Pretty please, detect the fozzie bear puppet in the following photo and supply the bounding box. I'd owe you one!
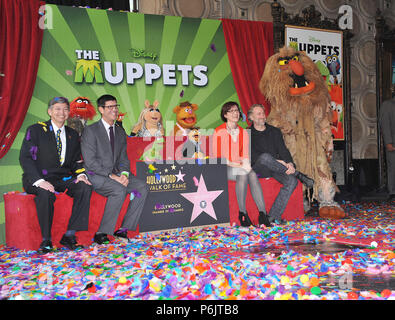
[172,101,198,136]
[259,46,345,218]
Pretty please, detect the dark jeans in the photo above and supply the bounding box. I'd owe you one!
[252,153,298,220]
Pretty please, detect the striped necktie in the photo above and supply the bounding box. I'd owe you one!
[56,129,62,162]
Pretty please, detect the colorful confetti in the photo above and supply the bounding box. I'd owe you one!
[29,146,38,160]
[193,176,199,187]
[0,201,394,300]
[26,129,31,141]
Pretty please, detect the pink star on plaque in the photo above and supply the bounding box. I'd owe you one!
[180,174,223,223]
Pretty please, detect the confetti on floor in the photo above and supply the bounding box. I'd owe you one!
[0,201,394,300]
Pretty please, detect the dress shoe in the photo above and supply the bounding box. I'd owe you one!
[239,211,252,227]
[37,240,53,255]
[294,171,314,189]
[93,233,110,245]
[268,216,287,225]
[258,211,272,227]
[114,228,130,242]
[60,234,83,250]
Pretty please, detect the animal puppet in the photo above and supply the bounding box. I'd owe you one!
[67,96,96,135]
[172,101,198,136]
[259,46,345,219]
[131,100,164,137]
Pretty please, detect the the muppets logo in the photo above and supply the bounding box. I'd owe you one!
[288,38,340,56]
[74,49,208,86]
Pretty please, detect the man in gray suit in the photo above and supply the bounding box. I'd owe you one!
[379,96,395,201]
[81,94,149,244]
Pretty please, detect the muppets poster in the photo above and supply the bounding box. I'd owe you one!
[0,4,241,235]
[285,26,344,141]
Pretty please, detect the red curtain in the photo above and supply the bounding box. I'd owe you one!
[222,19,274,118]
[0,0,44,159]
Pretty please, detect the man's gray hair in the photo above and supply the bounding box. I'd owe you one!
[48,97,70,109]
[247,103,265,122]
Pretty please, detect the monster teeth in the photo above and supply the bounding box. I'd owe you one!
[294,84,298,88]
[305,81,309,86]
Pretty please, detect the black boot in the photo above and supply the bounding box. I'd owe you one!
[239,211,252,227]
[295,171,314,188]
[258,211,272,227]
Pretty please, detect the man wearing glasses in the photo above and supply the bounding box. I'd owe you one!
[81,94,148,244]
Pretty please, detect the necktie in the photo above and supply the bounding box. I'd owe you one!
[56,129,62,163]
[109,126,115,155]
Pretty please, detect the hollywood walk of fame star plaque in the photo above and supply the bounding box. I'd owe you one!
[136,160,229,232]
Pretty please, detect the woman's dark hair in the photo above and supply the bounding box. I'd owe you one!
[220,101,241,122]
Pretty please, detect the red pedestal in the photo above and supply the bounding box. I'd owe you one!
[4,192,137,251]
[228,178,304,226]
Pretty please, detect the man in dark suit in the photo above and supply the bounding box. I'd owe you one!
[81,94,148,244]
[248,104,314,225]
[19,97,92,254]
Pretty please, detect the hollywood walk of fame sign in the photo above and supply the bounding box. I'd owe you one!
[136,160,230,232]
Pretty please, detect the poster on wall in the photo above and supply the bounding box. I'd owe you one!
[285,25,344,141]
[136,161,229,232]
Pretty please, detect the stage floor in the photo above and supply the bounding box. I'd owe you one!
[0,200,394,300]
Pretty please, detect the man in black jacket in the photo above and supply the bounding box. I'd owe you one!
[19,97,92,254]
[248,104,313,224]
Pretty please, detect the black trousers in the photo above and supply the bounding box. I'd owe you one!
[23,177,92,240]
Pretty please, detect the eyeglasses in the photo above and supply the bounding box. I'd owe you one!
[104,104,120,110]
[227,109,240,114]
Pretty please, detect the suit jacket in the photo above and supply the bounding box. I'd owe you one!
[81,120,130,183]
[19,120,84,187]
[379,97,395,147]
